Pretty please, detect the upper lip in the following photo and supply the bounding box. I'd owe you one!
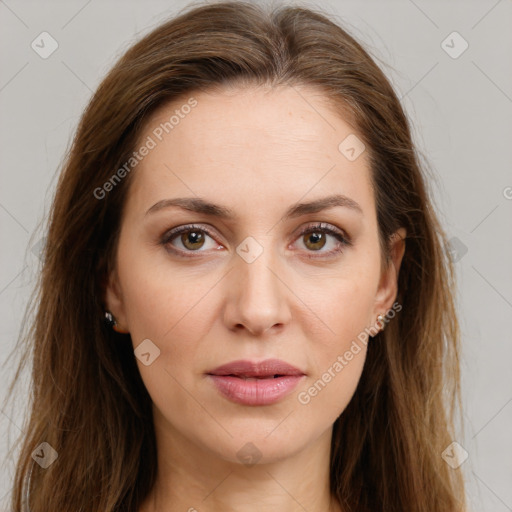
[207,359,305,378]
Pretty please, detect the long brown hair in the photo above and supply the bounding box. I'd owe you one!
[4,1,466,510]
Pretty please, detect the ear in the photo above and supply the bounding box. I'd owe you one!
[372,227,406,318]
[104,268,130,334]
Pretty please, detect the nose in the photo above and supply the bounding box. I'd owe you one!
[222,244,292,337]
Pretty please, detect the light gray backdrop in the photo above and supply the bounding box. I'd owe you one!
[1,0,511,510]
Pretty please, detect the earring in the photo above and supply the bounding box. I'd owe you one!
[104,310,129,334]
[104,310,117,328]
[377,314,386,332]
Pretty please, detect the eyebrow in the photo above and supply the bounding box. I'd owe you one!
[145,194,363,219]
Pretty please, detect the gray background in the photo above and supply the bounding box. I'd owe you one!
[1,0,511,510]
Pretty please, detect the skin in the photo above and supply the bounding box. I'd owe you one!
[105,84,406,512]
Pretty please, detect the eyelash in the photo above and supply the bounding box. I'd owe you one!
[160,222,352,259]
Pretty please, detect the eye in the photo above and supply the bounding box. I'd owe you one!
[160,224,222,257]
[293,222,352,258]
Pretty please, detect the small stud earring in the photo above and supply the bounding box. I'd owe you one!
[104,310,129,334]
[104,310,117,328]
[377,314,387,332]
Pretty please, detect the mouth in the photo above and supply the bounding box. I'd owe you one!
[206,359,306,406]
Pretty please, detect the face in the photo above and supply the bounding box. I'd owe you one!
[105,84,405,465]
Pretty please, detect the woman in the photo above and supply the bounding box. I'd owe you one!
[5,1,466,510]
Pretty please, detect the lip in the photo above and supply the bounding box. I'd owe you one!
[206,359,306,406]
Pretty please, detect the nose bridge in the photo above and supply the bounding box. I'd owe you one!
[226,236,291,334]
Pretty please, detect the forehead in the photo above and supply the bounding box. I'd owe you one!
[127,85,374,220]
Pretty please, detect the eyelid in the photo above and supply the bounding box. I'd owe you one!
[295,222,352,244]
[160,223,221,253]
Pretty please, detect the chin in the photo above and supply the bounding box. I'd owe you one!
[201,421,318,467]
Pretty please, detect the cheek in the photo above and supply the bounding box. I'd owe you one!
[304,268,378,347]
[294,283,372,424]
[117,239,220,343]
[295,272,376,414]
[296,343,367,427]
[116,245,226,414]
[117,256,213,423]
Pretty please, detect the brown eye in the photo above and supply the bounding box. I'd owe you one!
[295,222,352,259]
[303,231,327,251]
[161,224,222,256]
[180,230,206,250]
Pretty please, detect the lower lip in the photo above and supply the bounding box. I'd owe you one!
[208,374,304,406]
